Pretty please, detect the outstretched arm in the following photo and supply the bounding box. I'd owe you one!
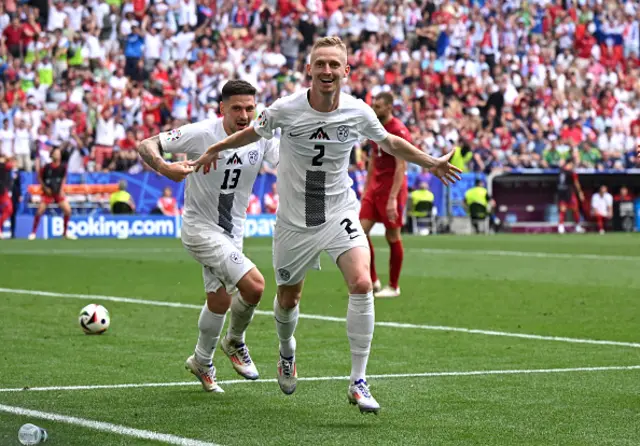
[189,127,262,173]
[377,134,462,185]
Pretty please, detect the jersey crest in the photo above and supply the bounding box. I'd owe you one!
[248,150,259,165]
[337,125,349,142]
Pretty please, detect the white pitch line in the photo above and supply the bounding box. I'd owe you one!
[2,287,640,349]
[417,248,639,262]
[1,365,639,393]
[0,404,221,446]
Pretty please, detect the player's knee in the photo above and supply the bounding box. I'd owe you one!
[385,230,401,243]
[348,274,372,295]
[238,272,265,305]
[277,288,301,309]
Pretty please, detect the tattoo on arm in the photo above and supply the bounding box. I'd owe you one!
[136,135,165,172]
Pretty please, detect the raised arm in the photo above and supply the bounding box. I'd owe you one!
[189,126,262,173]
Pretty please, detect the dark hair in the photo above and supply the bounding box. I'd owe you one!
[221,80,257,101]
[375,92,394,105]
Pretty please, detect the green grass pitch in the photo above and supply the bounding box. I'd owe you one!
[0,234,639,445]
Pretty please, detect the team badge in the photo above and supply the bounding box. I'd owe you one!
[229,251,244,264]
[278,268,291,282]
[248,150,259,165]
[165,128,182,142]
[257,111,267,127]
[337,125,349,142]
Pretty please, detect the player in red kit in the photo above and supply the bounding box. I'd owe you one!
[556,158,585,234]
[0,155,13,239]
[29,147,76,240]
[359,93,410,298]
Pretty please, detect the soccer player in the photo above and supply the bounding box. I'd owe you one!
[0,155,13,239]
[190,37,461,413]
[359,92,411,299]
[136,80,279,393]
[29,147,76,240]
[557,158,585,234]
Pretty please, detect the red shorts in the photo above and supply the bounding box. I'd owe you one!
[43,194,65,205]
[559,194,578,209]
[360,187,408,229]
[0,193,12,216]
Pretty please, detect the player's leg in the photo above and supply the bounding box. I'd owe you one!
[185,273,228,393]
[0,194,12,239]
[570,196,584,233]
[376,189,406,298]
[29,201,48,240]
[220,266,265,380]
[335,245,379,414]
[59,199,76,239]
[359,193,380,291]
[558,201,567,234]
[271,224,319,395]
[375,226,403,298]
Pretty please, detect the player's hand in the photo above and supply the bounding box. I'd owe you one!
[160,161,194,182]
[188,148,222,174]
[386,197,398,223]
[578,192,585,201]
[431,151,463,186]
[43,187,52,196]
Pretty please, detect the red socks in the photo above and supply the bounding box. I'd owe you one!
[63,214,70,236]
[32,214,42,234]
[389,240,404,289]
[367,236,378,284]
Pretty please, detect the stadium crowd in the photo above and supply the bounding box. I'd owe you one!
[1,0,640,179]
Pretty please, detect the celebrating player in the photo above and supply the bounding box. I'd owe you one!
[360,92,411,299]
[136,80,279,392]
[189,37,461,413]
[29,147,76,240]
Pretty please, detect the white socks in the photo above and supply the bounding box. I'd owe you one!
[347,292,374,383]
[194,303,226,366]
[273,295,298,358]
[227,291,257,344]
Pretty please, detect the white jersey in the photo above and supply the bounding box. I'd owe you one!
[160,118,279,240]
[254,89,388,229]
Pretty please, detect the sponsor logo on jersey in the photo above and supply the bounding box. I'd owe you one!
[337,125,349,142]
[248,150,259,165]
[166,128,182,142]
[278,268,291,282]
[309,127,330,140]
[229,251,244,264]
[226,153,243,165]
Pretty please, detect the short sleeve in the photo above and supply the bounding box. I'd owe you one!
[262,137,280,167]
[253,100,285,140]
[159,120,212,155]
[359,102,389,143]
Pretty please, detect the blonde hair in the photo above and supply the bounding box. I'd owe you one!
[310,36,348,59]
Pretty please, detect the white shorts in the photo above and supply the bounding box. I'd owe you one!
[273,208,368,286]
[181,223,255,293]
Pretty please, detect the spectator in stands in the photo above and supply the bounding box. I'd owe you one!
[264,182,278,214]
[591,184,613,235]
[155,186,179,216]
[0,119,13,158]
[110,179,135,214]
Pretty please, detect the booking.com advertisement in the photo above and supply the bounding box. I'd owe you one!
[3,214,277,239]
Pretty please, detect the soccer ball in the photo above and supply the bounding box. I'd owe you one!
[78,304,110,335]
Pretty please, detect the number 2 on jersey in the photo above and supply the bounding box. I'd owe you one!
[221,169,241,190]
[312,144,325,166]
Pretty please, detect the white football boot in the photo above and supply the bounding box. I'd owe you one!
[184,355,224,393]
[375,286,400,299]
[372,279,382,293]
[558,224,565,234]
[64,233,78,240]
[348,379,380,414]
[28,233,36,240]
[220,337,259,380]
[575,224,585,234]
[277,354,297,395]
